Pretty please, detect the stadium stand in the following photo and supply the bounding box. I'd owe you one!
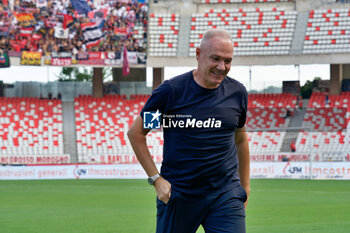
[303,8,350,54]
[302,92,349,131]
[246,93,296,129]
[74,95,163,164]
[295,92,350,161]
[0,0,148,53]
[189,8,297,56]
[296,131,349,161]
[0,97,66,164]
[248,131,286,154]
[246,93,296,154]
[200,0,295,3]
[0,92,348,164]
[148,13,180,56]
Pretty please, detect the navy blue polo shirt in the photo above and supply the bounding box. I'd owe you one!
[141,70,248,195]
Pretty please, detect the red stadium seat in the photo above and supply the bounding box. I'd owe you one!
[0,97,65,164]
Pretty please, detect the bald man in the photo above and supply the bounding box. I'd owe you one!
[128,29,250,233]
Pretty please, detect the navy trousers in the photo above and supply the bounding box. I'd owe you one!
[156,185,247,233]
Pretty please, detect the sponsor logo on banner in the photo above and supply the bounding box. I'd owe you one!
[20,51,42,66]
[73,165,87,179]
[283,162,303,174]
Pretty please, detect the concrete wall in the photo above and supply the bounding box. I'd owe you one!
[4,81,92,101]
[4,81,152,100]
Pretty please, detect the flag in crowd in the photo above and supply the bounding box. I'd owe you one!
[54,27,69,39]
[20,27,34,37]
[14,12,36,27]
[1,0,148,58]
[70,0,92,15]
[122,46,130,76]
[36,0,48,8]
[81,22,105,48]
[63,14,74,29]
[88,8,108,28]
[32,33,42,41]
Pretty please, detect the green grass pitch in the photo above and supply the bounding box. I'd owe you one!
[1,179,349,233]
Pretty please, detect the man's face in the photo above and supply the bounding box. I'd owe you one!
[196,36,233,89]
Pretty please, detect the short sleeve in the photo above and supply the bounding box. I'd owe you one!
[237,87,248,128]
[140,80,172,119]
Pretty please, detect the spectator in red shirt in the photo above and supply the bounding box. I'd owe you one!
[290,140,296,152]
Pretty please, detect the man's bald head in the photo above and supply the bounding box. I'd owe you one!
[194,29,234,89]
[199,29,233,50]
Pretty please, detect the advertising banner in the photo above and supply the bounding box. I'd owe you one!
[1,163,349,180]
[0,164,161,180]
[78,52,106,65]
[51,58,72,66]
[0,155,70,165]
[103,52,145,66]
[250,153,310,162]
[250,162,350,179]
[76,52,146,66]
[20,51,42,66]
[8,51,22,57]
[51,52,72,66]
[104,52,122,65]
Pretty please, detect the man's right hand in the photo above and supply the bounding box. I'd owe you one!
[154,176,172,204]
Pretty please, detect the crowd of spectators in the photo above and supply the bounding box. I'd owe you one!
[0,0,148,55]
